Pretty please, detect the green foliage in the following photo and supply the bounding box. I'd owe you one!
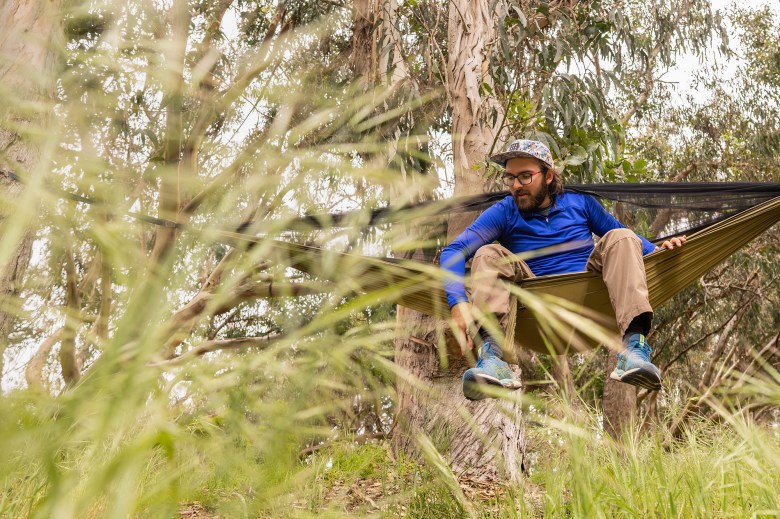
[486,0,727,179]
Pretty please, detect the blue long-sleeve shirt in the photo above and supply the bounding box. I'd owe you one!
[440,192,656,308]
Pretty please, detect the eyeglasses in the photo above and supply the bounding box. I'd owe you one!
[501,171,543,187]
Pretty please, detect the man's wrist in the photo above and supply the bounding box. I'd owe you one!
[449,298,469,309]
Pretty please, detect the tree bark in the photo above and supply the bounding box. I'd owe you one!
[377,0,409,86]
[351,0,376,83]
[446,0,504,241]
[0,0,62,380]
[602,353,637,438]
[392,0,526,482]
[392,306,525,481]
[147,0,190,270]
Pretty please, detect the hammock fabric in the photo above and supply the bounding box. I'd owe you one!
[233,194,780,356]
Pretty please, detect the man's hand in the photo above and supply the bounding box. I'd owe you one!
[451,302,476,355]
[659,235,687,250]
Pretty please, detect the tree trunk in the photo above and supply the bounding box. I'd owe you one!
[446,0,504,240]
[603,354,637,438]
[392,0,526,482]
[377,0,409,86]
[0,0,62,381]
[350,0,376,83]
[392,306,526,481]
[350,0,409,87]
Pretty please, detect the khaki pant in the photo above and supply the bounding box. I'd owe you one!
[470,228,652,337]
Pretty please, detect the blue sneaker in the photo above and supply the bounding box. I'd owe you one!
[610,333,662,391]
[462,339,521,400]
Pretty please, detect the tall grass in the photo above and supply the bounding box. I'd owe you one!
[3,364,779,517]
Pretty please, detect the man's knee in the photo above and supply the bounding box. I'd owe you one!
[473,244,506,264]
[601,228,640,247]
[471,244,513,277]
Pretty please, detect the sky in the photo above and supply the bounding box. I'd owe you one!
[665,0,779,102]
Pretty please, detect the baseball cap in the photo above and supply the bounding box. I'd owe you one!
[489,139,554,169]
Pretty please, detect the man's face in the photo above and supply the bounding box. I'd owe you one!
[505,157,553,212]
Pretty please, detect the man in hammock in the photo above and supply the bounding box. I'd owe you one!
[441,139,686,400]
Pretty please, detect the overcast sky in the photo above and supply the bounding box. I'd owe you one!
[666,0,779,101]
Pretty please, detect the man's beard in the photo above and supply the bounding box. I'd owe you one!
[514,181,549,212]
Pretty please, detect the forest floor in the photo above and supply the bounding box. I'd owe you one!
[171,416,780,518]
[177,460,537,518]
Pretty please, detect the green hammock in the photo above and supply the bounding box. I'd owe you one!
[223,195,780,355]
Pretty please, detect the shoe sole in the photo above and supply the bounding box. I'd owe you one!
[610,367,662,391]
[463,373,522,401]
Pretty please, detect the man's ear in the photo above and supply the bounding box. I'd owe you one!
[545,169,554,185]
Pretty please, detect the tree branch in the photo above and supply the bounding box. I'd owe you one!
[159,247,238,359]
[660,297,751,372]
[668,303,748,439]
[148,0,192,267]
[60,243,81,386]
[208,306,242,340]
[620,2,691,126]
[78,254,112,368]
[262,1,288,45]
[153,333,283,367]
[161,279,329,359]
[25,326,65,390]
[718,331,780,394]
[213,280,329,314]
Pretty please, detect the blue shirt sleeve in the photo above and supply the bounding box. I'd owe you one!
[440,201,508,308]
[583,195,656,255]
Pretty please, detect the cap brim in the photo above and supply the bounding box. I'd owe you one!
[489,151,553,169]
